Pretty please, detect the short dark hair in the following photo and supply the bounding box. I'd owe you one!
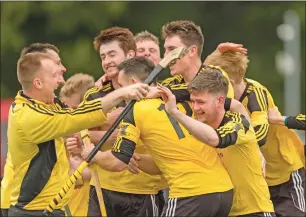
[161,20,204,57]
[188,66,229,96]
[118,56,155,82]
[93,27,136,54]
[20,43,59,57]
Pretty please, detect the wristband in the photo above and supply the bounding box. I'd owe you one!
[284,116,289,126]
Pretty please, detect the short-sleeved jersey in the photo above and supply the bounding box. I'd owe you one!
[286,114,305,131]
[84,83,167,194]
[0,151,14,209]
[215,112,274,216]
[240,79,304,186]
[112,98,233,198]
[8,91,107,210]
[161,64,235,100]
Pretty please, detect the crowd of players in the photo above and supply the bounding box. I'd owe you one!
[0,20,305,217]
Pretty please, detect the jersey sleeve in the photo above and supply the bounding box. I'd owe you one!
[247,87,269,146]
[111,107,140,164]
[19,99,107,144]
[286,114,305,130]
[215,113,252,148]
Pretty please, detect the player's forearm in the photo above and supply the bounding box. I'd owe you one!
[92,150,127,172]
[169,110,219,146]
[100,89,126,114]
[137,154,162,175]
[89,130,117,147]
[268,115,285,125]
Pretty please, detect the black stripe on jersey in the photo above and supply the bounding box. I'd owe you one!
[122,107,136,126]
[254,124,268,146]
[215,128,238,149]
[224,98,232,111]
[26,104,54,116]
[287,114,306,130]
[11,102,16,113]
[112,138,136,164]
[83,87,100,101]
[246,87,268,112]
[16,140,57,208]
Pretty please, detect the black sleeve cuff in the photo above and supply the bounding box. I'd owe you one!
[224,97,232,111]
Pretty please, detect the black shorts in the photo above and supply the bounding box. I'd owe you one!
[236,212,275,217]
[8,205,65,217]
[161,189,233,217]
[269,167,305,217]
[88,186,160,217]
[1,208,8,217]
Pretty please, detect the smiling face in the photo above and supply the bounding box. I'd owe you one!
[46,49,66,86]
[190,90,224,125]
[100,41,131,79]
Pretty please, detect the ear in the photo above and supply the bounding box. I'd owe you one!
[230,79,235,88]
[131,77,139,84]
[188,45,198,58]
[127,50,136,59]
[33,78,43,89]
[217,96,226,108]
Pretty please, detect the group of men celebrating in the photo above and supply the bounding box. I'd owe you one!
[1,19,305,217]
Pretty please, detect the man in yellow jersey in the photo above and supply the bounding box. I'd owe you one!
[204,50,305,216]
[80,57,234,217]
[0,42,67,217]
[68,27,166,217]
[59,73,96,216]
[157,69,275,217]
[7,51,149,216]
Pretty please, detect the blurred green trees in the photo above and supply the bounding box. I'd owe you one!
[1,1,305,113]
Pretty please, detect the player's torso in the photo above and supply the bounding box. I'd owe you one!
[243,78,304,186]
[85,85,165,194]
[216,114,273,215]
[135,99,233,198]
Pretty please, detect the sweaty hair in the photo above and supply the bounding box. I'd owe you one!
[118,56,155,82]
[188,65,229,97]
[17,52,51,90]
[20,43,59,57]
[161,20,204,57]
[59,73,95,101]
[134,30,159,45]
[93,27,136,54]
[204,50,249,83]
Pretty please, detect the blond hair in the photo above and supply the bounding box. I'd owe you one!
[204,50,249,83]
[161,20,204,57]
[188,66,229,97]
[134,30,159,45]
[59,73,95,100]
[17,52,51,90]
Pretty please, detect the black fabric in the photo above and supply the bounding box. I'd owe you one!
[161,189,233,217]
[1,209,8,217]
[112,138,136,165]
[236,212,276,217]
[287,116,306,131]
[8,206,65,217]
[224,97,232,111]
[88,186,160,217]
[269,167,305,217]
[16,140,57,208]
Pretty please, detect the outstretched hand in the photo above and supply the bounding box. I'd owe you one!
[217,42,248,55]
[156,85,178,115]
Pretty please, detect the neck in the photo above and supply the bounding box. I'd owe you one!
[182,58,202,83]
[22,89,52,104]
[234,80,247,100]
[111,76,120,90]
[209,109,226,129]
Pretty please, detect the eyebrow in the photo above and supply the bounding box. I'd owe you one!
[100,50,116,57]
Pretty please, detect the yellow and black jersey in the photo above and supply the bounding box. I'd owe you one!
[8,91,107,210]
[112,98,233,198]
[83,80,125,108]
[241,79,304,186]
[286,114,305,131]
[0,151,14,209]
[160,64,235,101]
[215,111,274,216]
[83,84,167,194]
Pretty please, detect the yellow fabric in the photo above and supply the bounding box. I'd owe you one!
[8,91,107,210]
[244,79,304,186]
[67,181,90,216]
[84,87,167,194]
[0,152,14,209]
[113,98,233,198]
[217,112,274,216]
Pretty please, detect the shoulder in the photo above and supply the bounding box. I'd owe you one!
[161,75,184,85]
[223,111,250,132]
